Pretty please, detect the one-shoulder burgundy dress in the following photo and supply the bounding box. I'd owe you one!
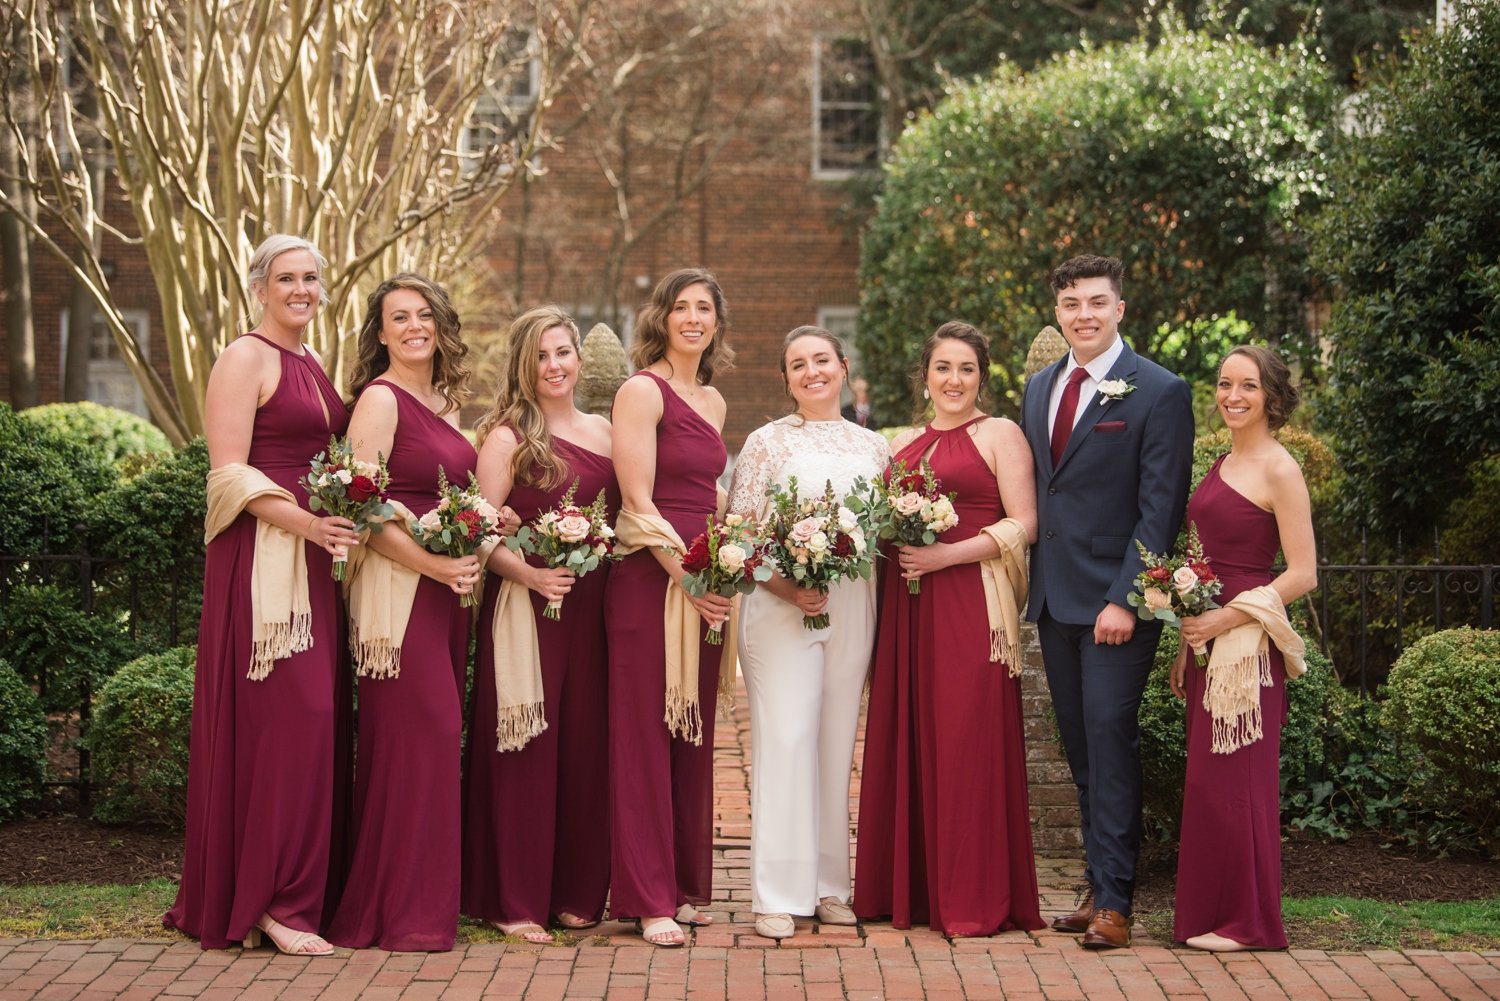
[854,418,1044,938]
[165,333,353,949]
[1174,455,1288,949]
[326,380,476,952]
[605,371,726,919]
[462,436,620,927]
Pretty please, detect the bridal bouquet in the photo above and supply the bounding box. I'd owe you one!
[761,477,874,630]
[503,478,619,619]
[300,436,396,580]
[679,515,773,644]
[869,458,958,593]
[1127,522,1222,664]
[410,467,503,607]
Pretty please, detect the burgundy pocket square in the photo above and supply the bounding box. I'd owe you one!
[1094,421,1127,433]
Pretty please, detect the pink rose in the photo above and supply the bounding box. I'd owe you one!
[1144,588,1172,611]
[1172,566,1200,594]
[556,514,592,544]
[789,517,824,544]
[893,492,924,517]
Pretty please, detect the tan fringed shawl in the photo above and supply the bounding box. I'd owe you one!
[204,464,312,680]
[1204,584,1308,754]
[344,502,501,682]
[484,574,546,752]
[977,519,1030,677]
[614,509,739,746]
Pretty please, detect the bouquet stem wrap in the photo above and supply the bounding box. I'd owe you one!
[205,464,313,680]
[614,509,739,745]
[1203,585,1308,754]
[977,518,1030,678]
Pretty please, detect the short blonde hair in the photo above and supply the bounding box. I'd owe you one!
[246,235,328,308]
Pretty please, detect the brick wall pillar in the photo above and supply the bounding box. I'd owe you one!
[1020,621,1085,857]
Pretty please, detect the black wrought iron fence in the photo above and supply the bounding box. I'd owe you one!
[0,522,203,816]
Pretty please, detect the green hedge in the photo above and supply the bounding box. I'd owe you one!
[0,403,116,553]
[19,402,170,467]
[1382,629,1500,853]
[0,658,48,821]
[80,647,195,825]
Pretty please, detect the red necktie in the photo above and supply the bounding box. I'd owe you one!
[1050,366,1091,468]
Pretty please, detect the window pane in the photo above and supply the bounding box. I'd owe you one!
[820,106,880,169]
[820,39,875,106]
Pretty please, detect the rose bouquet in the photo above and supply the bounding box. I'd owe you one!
[300,436,396,580]
[1126,522,1222,664]
[410,466,503,607]
[679,514,773,644]
[869,458,958,593]
[503,478,620,619]
[761,477,874,629]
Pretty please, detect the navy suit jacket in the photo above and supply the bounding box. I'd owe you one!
[1021,341,1194,625]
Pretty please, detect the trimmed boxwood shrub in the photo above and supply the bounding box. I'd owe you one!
[19,402,170,467]
[1381,628,1500,853]
[0,402,116,554]
[0,658,48,820]
[80,646,196,825]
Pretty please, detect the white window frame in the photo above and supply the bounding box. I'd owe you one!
[811,34,882,181]
[59,307,151,417]
[460,30,541,173]
[817,305,860,406]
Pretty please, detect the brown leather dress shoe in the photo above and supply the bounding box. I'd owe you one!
[1050,890,1094,933]
[1081,908,1131,949]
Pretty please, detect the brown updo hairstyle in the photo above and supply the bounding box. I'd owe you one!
[912,321,991,424]
[779,324,850,405]
[630,267,734,385]
[1223,344,1300,432]
[347,273,471,415]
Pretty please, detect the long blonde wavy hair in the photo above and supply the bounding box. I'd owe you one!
[346,273,471,415]
[474,305,581,490]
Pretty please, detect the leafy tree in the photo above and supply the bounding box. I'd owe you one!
[855,26,1334,424]
[1311,1,1500,533]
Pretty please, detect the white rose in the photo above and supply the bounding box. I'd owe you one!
[837,507,859,533]
[594,543,608,556]
[317,472,331,487]
[418,510,442,531]
[598,523,615,539]
[789,517,823,544]
[556,514,591,543]
[537,511,559,529]
[354,459,381,479]
[929,498,955,524]
[806,531,829,554]
[717,543,747,572]
[725,514,744,527]
[438,496,451,511]
[334,468,353,484]
[1172,566,1200,594]
[893,492,924,517]
[477,500,500,520]
[851,527,867,555]
[1144,587,1172,610]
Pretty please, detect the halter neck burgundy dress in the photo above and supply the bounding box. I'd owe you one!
[854,418,1044,938]
[462,435,620,928]
[1174,455,1288,949]
[326,380,477,952]
[605,371,726,919]
[165,333,353,949]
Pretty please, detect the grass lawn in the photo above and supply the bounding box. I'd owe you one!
[1138,896,1500,951]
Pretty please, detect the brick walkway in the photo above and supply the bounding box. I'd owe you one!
[3,683,1497,1001]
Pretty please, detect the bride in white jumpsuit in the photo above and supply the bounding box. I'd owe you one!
[727,326,889,940]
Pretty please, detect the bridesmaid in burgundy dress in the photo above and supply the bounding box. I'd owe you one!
[1171,346,1316,952]
[608,269,734,947]
[854,322,1045,938]
[166,236,360,955]
[326,274,483,952]
[463,305,618,942]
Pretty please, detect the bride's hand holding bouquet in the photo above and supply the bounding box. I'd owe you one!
[761,477,874,629]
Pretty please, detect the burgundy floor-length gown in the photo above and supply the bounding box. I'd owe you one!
[462,437,620,927]
[326,380,476,952]
[854,418,1044,938]
[1174,456,1288,949]
[165,333,353,950]
[605,371,726,919]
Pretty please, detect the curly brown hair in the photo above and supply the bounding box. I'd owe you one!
[629,268,734,385]
[1051,254,1124,299]
[347,273,472,415]
[1224,344,1300,432]
[912,321,992,424]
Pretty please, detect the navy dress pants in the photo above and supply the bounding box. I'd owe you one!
[1038,607,1163,916]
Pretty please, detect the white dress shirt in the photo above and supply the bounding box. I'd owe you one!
[1047,334,1126,444]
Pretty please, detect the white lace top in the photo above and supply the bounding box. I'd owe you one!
[728,416,892,523]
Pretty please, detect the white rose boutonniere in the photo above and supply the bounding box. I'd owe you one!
[1097,378,1137,404]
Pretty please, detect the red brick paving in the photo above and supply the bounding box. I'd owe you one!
[1,682,1493,999]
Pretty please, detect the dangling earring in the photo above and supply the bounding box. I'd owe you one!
[923,389,930,400]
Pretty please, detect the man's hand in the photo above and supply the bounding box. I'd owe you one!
[1094,602,1136,646]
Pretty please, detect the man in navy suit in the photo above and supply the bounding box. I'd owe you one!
[1021,255,1194,948]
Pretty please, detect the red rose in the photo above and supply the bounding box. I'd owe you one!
[682,534,711,573]
[454,508,483,537]
[1146,566,1171,582]
[833,532,854,558]
[1192,562,1215,582]
[347,475,377,502]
